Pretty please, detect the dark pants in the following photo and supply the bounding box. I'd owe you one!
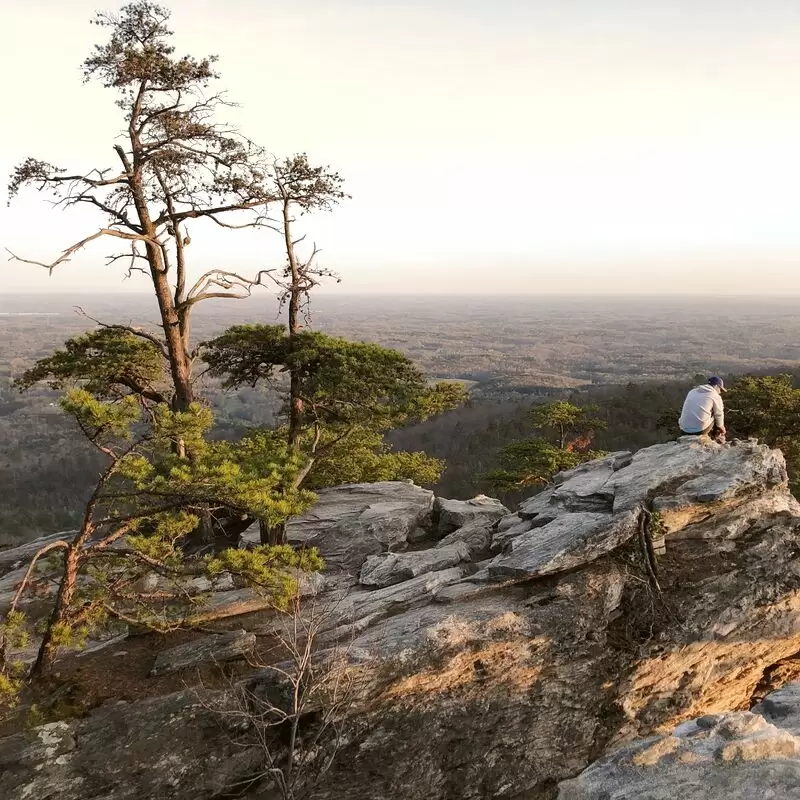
[682,423,722,439]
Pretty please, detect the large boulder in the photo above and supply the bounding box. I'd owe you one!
[434,495,509,535]
[0,689,256,800]
[285,481,434,573]
[488,509,638,579]
[436,519,494,559]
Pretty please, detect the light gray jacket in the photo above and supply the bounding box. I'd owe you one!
[679,384,724,433]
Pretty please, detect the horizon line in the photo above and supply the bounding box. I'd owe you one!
[4,291,800,299]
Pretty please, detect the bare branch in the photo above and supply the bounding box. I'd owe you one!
[73,306,170,360]
[6,228,158,275]
[182,268,275,309]
[168,199,271,225]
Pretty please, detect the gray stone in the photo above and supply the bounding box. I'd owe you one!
[432,580,494,604]
[558,704,800,800]
[753,683,800,736]
[238,521,260,548]
[488,510,638,580]
[407,526,433,543]
[189,588,271,621]
[517,486,558,519]
[609,438,787,514]
[359,543,470,588]
[434,495,509,535]
[491,517,537,553]
[297,570,328,596]
[150,629,255,676]
[0,565,29,612]
[552,451,632,485]
[436,519,494,559]
[285,481,434,572]
[0,531,76,578]
[551,462,616,511]
[0,688,253,800]
[497,513,523,533]
[668,491,800,540]
[347,565,470,623]
[187,571,235,593]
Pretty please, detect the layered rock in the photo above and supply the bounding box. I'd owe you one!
[284,481,435,572]
[149,629,255,676]
[4,438,800,800]
[433,495,509,535]
[359,543,471,588]
[558,683,800,799]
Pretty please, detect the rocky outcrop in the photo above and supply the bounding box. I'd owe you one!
[488,509,638,579]
[285,481,435,572]
[5,438,800,800]
[0,689,255,800]
[558,683,800,799]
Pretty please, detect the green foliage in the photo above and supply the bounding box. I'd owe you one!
[649,511,667,540]
[484,440,593,490]
[0,613,33,709]
[5,386,324,680]
[527,400,607,448]
[202,325,288,389]
[204,327,466,430]
[726,375,800,440]
[49,621,88,650]
[61,388,142,443]
[0,608,29,706]
[304,427,445,488]
[54,390,314,527]
[207,545,324,607]
[485,401,606,491]
[15,329,166,401]
[120,422,313,528]
[726,374,800,492]
[203,327,466,488]
[2,611,30,650]
[6,0,347,685]
[0,665,25,709]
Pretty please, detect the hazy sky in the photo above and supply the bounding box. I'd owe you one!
[3,0,800,294]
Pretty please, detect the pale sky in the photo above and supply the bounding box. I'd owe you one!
[3,0,800,294]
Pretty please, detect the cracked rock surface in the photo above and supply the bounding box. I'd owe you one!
[4,438,800,800]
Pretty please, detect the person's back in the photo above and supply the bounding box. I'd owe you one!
[679,377,726,437]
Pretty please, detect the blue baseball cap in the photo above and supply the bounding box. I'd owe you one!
[708,376,726,392]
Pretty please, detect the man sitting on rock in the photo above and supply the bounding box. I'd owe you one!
[678,376,726,441]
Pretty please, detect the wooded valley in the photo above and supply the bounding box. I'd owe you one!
[3,292,799,546]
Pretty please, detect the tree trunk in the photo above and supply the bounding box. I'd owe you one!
[124,110,194,415]
[152,269,193,413]
[184,511,253,555]
[284,200,303,448]
[260,519,287,546]
[31,548,80,678]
